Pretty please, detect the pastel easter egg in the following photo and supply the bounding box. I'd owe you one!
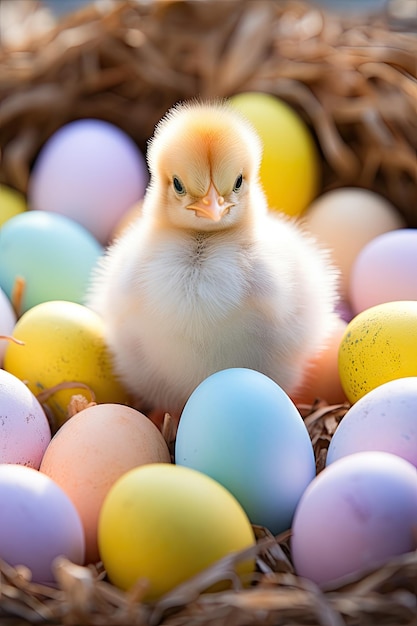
[350,229,417,314]
[175,368,316,535]
[98,464,255,599]
[292,451,417,587]
[28,119,148,244]
[4,300,129,428]
[0,464,84,583]
[0,368,51,468]
[338,301,417,403]
[230,92,320,217]
[40,403,171,564]
[0,211,102,314]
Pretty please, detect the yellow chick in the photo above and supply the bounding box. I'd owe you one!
[87,100,339,420]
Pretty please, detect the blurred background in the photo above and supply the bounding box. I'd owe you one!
[39,0,415,19]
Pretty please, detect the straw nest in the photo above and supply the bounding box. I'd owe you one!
[1,401,416,626]
[0,0,416,224]
[0,1,416,624]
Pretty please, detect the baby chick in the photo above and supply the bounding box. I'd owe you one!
[87,100,339,420]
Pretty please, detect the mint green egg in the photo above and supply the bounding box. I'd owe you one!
[0,211,102,314]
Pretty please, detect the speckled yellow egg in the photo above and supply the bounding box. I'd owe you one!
[229,92,319,217]
[338,301,417,404]
[4,300,129,428]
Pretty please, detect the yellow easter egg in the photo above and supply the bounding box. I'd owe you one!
[98,464,255,600]
[229,92,319,217]
[0,184,26,226]
[338,301,417,404]
[4,300,129,428]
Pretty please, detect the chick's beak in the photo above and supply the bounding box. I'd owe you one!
[186,182,234,222]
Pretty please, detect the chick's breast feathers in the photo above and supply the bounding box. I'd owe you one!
[87,100,339,415]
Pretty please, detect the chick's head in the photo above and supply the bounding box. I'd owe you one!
[146,100,264,231]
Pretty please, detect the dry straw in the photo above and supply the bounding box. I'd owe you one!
[0,401,416,626]
[0,1,416,624]
[0,0,416,223]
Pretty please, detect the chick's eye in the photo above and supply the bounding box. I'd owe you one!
[233,174,243,192]
[173,176,186,195]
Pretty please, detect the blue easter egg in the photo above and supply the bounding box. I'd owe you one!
[175,368,316,535]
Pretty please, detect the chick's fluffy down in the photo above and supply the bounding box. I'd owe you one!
[87,100,339,416]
